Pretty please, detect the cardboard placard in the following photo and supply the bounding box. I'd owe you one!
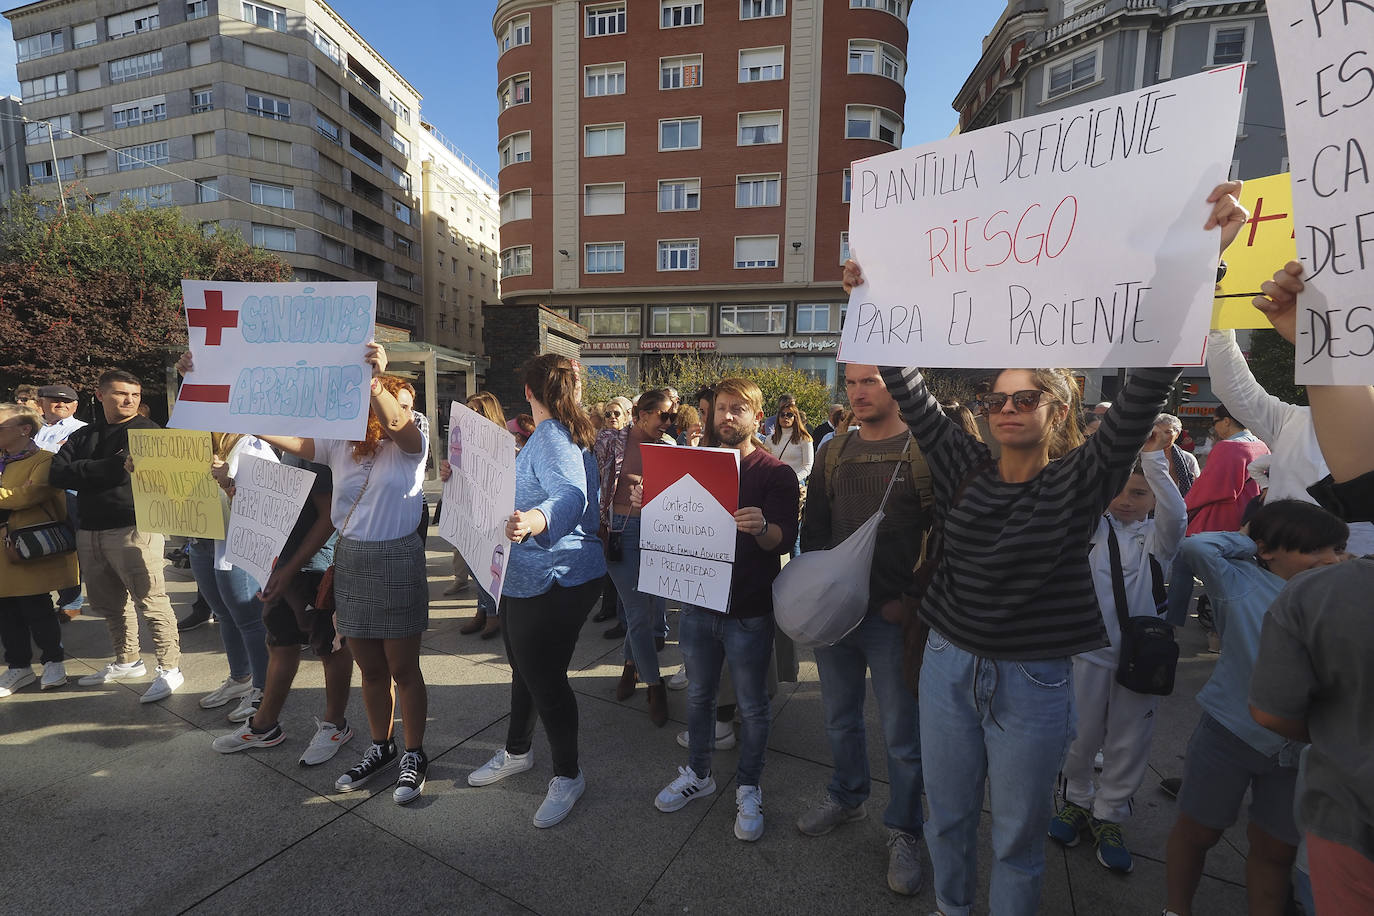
[224,455,316,588]
[127,429,225,539]
[437,403,516,604]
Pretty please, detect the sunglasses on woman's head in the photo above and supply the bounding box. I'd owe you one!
[978,390,1056,415]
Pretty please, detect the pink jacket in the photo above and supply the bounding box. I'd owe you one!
[1185,438,1270,535]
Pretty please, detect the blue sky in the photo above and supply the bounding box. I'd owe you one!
[0,2,1009,181]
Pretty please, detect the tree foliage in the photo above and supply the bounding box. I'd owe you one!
[0,193,292,402]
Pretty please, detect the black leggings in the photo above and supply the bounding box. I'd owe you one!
[501,578,600,776]
[0,593,64,668]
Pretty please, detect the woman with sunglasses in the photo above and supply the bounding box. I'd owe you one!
[842,181,1248,916]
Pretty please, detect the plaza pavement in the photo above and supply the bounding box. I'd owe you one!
[0,532,1250,915]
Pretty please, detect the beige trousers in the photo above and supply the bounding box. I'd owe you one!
[77,527,180,669]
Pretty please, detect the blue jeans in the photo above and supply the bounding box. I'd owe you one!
[679,606,773,786]
[919,630,1075,916]
[188,539,269,689]
[815,611,923,834]
[605,515,661,685]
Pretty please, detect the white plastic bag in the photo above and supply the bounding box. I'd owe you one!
[772,509,883,648]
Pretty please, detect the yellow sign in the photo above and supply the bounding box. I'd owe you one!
[127,429,226,539]
[1213,172,1298,329]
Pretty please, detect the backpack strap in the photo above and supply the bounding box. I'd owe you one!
[822,430,934,513]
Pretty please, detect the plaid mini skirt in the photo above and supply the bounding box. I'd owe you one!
[334,533,429,639]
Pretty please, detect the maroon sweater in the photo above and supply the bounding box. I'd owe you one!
[729,448,800,618]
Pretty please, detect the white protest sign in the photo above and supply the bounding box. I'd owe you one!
[437,402,516,604]
[169,281,376,439]
[1265,1,1374,384]
[840,68,1245,369]
[224,455,317,587]
[637,444,740,614]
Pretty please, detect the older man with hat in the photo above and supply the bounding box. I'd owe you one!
[34,385,86,454]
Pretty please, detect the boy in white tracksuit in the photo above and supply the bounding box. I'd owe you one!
[1049,437,1186,873]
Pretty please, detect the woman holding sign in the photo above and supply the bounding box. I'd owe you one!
[467,354,605,830]
[841,181,1247,916]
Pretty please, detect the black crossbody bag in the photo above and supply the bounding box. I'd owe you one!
[1106,524,1178,696]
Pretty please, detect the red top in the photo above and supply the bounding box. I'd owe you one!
[1185,438,1271,535]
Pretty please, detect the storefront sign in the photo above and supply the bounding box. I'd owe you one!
[640,339,717,351]
[779,338,838,352]
[583,340,633,352]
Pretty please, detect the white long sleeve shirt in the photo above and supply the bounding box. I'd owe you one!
[1079,450,1188,669]
[773,436,814,482]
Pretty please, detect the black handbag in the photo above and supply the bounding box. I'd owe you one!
[0,505,77,563]
[1106,524,1179,696]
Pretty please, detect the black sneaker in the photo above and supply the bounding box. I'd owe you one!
[393,749,428,805]
[177,596,213,631]
[334,740,397,793]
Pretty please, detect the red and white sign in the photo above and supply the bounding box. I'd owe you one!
[641,338,716,351]
[637,443,740,613]
[583,339,633,352]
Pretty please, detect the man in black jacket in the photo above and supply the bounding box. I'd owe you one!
[50,369,183,703]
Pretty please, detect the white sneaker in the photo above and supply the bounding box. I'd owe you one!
[212,722,285,753]
[199,676,252,709]
[299,718,354,767]
[0,667,35,697]
[676,720,735,750]
[667,665,688,690]
[734,785,764,842]
[40,661,67,690]
[140,666,184,703]
[468,748,534,787]
[227,687,263,723]
[78,659,147,686]
[533,771,585,828]
[654,765,716,812]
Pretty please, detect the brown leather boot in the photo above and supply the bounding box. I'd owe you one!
[646,684,668,727]
[479,616,502,640]
[615,662,637,700]
[459,611,486,635]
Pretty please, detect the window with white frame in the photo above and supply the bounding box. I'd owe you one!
[651,305,709,335]
[499,131,532,166]
[251,180,294,208]
[21,73,68,102]
[28,158,75,184]
[658,239,699,271]
[660,117,702,151]
[390,134,408,157]
[585,123,626,156]
[501,245,533,276]
[734,235,779,269]
[839,231,850,264]
[584,183,625,216]
[658,178,700,211]
[394,201,412,225]
[309,113,338,143]
[736,173,781,207]
[321,236,347,263]
[661,54,703,89]
[662,1,703,26]
[498,74,532,112]
[498,14,531,52]
[196,178,219,203]
[112,96,167,129]
[192,86,214,113]
[389,96,411,124]
[186,1,208,20]
[252,224,296,251]
[850,0,906,15]
[395,235,413,258]
[741,0,785,18]
[24,114,72,144]
[845,104,902,144]
[73,22,97,47]
[16,30,63,62]
[123,184,173,208]
[795,303,831,333]
[738,110,782,146]
[848,39,905,81]
[581,307,640,336]
[739,46,784,82]
[1045,46,1099,99]
[720,304,785,334]
[586,4,626,36]
[312,25,341,64]
[585,62,626,96]
[247,90,290,120]
[585,242,625,274]
[842,168,851,202]
[242,1,287,31]
[501,189,532,223]
[109,51,163,83]
[107,5,159,39]
[1208,23,1251,67]
[116,140,169,171]
[320,195,343,223]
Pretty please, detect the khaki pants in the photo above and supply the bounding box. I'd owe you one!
[78,527,180,669]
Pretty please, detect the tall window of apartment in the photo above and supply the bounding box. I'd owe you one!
[389,96,411,124]
[28,158,75,184]
[845,105,902,145]
[586,4,626,37]
[316,114,340,143]
[394,201,413,225]
[842,168,851,202]
[186,1,209,21]
[736,173,781,208]
[848,40,905,81]
[117,141,170,171]
[498,14,531,52]
[501,188,533,223]
[247,90,291,120]
[194,132,214,157]
[660,55,703,89]
[739,47,784,82]
[660,117,701,151]
[109,51,164,83]
[196,178,219,203]
[1045,48,1098,99]
[499,131,532,166]
[585,242,625,274]
[498,74,531,112]
[795,303,831,333]
[20,73,68,103]
[322,236,347,263]
[251,180,294,208]
[650,305,709,335]
[740,0,785,18]
[312,25,342,64]
[320,195,344,223]
[24,115,71,144]
[252,224,296,252]
[658,239,699,271]
[501,246,533,276]
[658,178,700,212]
[73,22,97,48]
[1209,25,1250,66]
[113,96,167,128]
[839,231,850,264]
[585,62,626,97]
[107,5,160,39]
[734,235,779,269]
[584,183,626,216]
[249,133,291,164]
[850,0,906,15]
[192,87,214,113]
[738,110,782,146]
[720,304,785,334]
[16,30,63,62]
[585,123,626,157]
[581,307,640,336]
[661,1,703,27]
[242,1,287,32]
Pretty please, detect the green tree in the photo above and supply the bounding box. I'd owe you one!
[1245,328,1306,407]
[0,192,292,401]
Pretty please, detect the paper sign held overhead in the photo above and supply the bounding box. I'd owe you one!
[224,455,316,589]
[1265,0,1374,384]
[169,281,376,440]
[840,68,1246,369]
[127,429,225,539]
[437,403,516,605]
[1213,172,1299,330]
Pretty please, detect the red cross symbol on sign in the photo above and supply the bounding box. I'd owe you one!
[1245,196,1289,248]
[187,289,239,346]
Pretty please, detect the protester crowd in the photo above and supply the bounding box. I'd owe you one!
[2,179,1372,915]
